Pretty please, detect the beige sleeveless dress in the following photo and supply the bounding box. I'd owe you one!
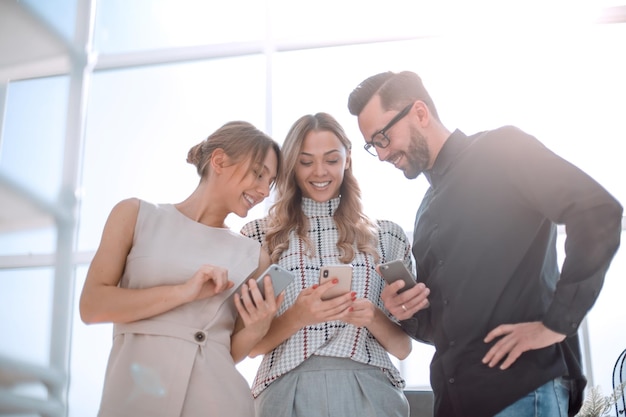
[97,200,260,417]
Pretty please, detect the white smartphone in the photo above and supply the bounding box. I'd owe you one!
[319,265,353,300]
[378,260,417,294]
[255,264,295,299]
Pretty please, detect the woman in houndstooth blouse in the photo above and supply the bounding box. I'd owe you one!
[241,112,414,417]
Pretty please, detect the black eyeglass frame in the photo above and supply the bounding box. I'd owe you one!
[363,102,413,156]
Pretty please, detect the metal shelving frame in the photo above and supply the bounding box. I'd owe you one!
[0,1,95,416]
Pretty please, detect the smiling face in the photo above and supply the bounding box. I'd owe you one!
[294,130,349,202]
[222,148,278,217]
[358,95,431,179]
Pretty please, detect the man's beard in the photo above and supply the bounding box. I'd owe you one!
[403,127,430,179]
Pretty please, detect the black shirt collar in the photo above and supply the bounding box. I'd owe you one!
[424,129,469,188]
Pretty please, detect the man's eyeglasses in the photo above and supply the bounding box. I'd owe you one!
[363,103,413,157]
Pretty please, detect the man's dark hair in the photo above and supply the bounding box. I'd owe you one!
[347,71,394,116]
[347,71,440,122]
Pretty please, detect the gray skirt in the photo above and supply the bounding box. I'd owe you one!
[254,355,409,417]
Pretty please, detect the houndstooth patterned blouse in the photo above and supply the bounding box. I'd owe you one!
[240,197,413,398]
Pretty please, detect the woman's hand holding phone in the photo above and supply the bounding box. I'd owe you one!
[318,265,353,300]
[250,264,295,300]
[235,264,293,332]
[287,278,355,327]
[342,298,376,327]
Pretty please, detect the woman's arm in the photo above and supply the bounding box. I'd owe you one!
[370,310,413,360]
[344,299,412,360]
[80,199,232,324]
[246,302,305,358]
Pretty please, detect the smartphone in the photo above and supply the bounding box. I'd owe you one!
[378,260,417,294]
[255,264,295,299]
[319,265,353,300]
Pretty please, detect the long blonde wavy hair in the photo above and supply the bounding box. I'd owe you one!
[264,112,379,264]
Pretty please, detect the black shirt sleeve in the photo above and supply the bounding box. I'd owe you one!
[497,127,622,335]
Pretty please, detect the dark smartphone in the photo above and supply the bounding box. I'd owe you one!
[378,260,417,293]
[255,264,295,298]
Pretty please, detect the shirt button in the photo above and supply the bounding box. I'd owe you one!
[438,260,443,266]
[448,378,455,384]
[194,331,205,342]
[449,340,456,347]
[443,299,449,305]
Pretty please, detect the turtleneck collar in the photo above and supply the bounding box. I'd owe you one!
[301,197,340,217]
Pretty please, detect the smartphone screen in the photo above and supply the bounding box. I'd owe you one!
[319,265,353,300]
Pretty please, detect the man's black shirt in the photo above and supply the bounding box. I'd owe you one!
[402,127,622,417]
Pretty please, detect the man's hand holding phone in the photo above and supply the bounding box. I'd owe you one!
[377,260,430,320]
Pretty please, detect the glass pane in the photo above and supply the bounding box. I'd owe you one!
[0,76,69,255]
[399,343,436,389]
[0,268,54,365]
[94,0,267,54]
[0,76,68,206]
[270,0,441,42]
[77,55,268,251]
[269,0,616,44]
[585,231,626,392]
[0,229,57,256]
